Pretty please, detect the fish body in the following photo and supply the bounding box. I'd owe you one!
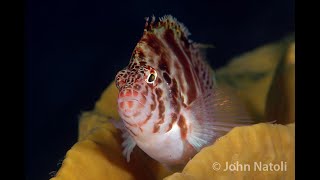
[113,15,252,167]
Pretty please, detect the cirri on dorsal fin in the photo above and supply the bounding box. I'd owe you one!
[144,15,191,41]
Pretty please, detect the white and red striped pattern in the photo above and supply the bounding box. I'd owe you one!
[114,15,252,167]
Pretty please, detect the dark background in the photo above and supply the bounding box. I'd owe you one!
[25,0,294,179]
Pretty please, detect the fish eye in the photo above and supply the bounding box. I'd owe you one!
[146,72,157,84]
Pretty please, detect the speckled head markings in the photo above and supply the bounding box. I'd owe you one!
[113,15,253,167]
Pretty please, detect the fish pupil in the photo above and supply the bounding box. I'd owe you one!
[147,74,156,83]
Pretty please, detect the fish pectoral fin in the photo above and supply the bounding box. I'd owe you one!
[187,87,254,151]
[109,118,137,162]
[121,130,136,162]
[187,130,212,152]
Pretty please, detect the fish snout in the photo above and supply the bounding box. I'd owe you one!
[118,89,144,117]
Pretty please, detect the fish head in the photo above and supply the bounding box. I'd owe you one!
[115,64,162,127]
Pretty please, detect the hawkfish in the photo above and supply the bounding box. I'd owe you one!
[112,15,253,168]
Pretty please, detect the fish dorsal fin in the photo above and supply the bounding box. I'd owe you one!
[186,86,254,151]
[144,15,191,40]
[190,43,216,94]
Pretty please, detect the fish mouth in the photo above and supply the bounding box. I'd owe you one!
[117,97,152,122]
[117,98,144,114]
[117,97,144,106]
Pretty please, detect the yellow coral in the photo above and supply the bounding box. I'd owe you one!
[165,123,294,180]
[50,36,295,180]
